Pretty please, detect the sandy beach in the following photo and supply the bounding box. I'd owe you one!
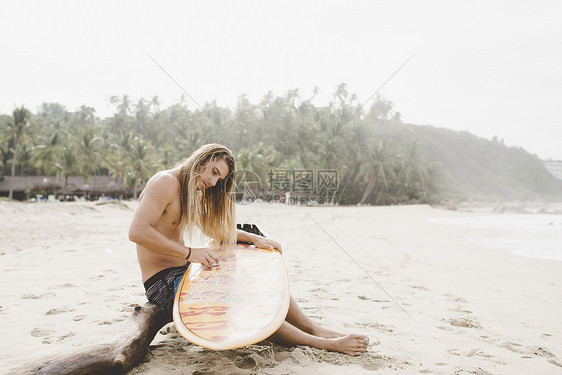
[1,201,561,374]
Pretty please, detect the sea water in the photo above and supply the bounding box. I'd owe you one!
[428,214,562,262]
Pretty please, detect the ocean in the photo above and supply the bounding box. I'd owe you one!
[428,213,562,262]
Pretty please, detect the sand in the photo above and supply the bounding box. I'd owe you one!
[1,201,561,374]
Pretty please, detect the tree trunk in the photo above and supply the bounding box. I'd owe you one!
[359,169,377,205]
[336,164,357,203]
[133,179,138,199]
[8,142,19,200]
[7,302,169,375]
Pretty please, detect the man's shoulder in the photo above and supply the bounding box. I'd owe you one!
[150,170,179,184]
[143,170,180,197]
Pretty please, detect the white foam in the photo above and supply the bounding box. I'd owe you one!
[428,214,562,262]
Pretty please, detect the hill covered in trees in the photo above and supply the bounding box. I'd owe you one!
[1,84,560,203]
[373,122,562,201]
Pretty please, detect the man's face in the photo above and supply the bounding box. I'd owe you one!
[197,158,230,190]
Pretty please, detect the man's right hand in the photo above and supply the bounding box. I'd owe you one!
[188,247,221,268]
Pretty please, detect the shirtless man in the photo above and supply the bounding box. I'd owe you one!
[128,143,369,356]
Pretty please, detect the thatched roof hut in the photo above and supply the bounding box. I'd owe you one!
[0,176,139,201]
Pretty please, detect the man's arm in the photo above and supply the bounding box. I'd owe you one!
[128,173,220,266]
[128,173,189,258]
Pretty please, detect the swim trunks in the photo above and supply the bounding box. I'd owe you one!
[144,264,189,320]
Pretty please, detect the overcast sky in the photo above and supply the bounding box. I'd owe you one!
[1,0,561,159]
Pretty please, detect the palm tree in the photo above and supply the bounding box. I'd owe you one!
[77,127,102,182]
[150,96,160,113]
[102,144,126,187]
[8,106,32,199]
[126,136,158,198]
[0,114,12,178]
[395,142,429,200]
[32,131,61,176]
[55,144,78,186]
[117,95,131,116]
[337,122,373,203]
[77,105,96,125]
[358,140,396,205]
[17,142,34,175]
[235,145,274,199]
[367,95,394,121]
[134,98,151,139]
[107,95,133,139]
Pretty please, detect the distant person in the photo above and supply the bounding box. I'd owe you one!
[128,143,369,356]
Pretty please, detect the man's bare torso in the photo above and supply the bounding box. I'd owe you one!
[136,170,186,282]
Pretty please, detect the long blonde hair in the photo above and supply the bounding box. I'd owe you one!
[176,144,236,246]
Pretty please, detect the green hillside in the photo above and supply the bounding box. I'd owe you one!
[372,121,562,201]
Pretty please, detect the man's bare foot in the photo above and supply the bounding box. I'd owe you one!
[311,325,346,339]
[322,333,369,356]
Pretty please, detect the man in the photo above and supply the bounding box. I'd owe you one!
[129,143,369,356]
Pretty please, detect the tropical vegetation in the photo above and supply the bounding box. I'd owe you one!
[1,85,560,203]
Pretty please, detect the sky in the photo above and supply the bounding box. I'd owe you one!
[1,0,561,160]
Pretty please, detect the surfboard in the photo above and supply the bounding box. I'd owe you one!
[172,244,290,350]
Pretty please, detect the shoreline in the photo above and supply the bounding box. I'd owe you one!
[1,202,561,374]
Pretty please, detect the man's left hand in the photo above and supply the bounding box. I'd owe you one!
[252,236,283,254]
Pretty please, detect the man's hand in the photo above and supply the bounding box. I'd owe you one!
[251,236,283,254]
[189,247,221,267]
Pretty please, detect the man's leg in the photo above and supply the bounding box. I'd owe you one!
[283,296,343,338]
[267,296,369,356]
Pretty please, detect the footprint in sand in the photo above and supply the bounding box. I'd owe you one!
[308,287,328,293]
[447,317,481,329]
[192,370,213,375]
[234,355,257,370]
[357,321,394,333]
[21,293,56,299]
[41,331,75,344]
[409,285,429,291]
[500,342,525,353]
[88,275,106,281]
[358,295,389,303]
[45,307,74,315]
[31,327,55,337]
[448,348,493,358]
[443,293,468,303]
[529,346,562,368]
[274,348,293,362]
[453,367,494,375]
[49,283,78,289]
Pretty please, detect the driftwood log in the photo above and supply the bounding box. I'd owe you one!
[8,302,169,375]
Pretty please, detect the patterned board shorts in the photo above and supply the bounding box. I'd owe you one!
[143,264,189,320]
